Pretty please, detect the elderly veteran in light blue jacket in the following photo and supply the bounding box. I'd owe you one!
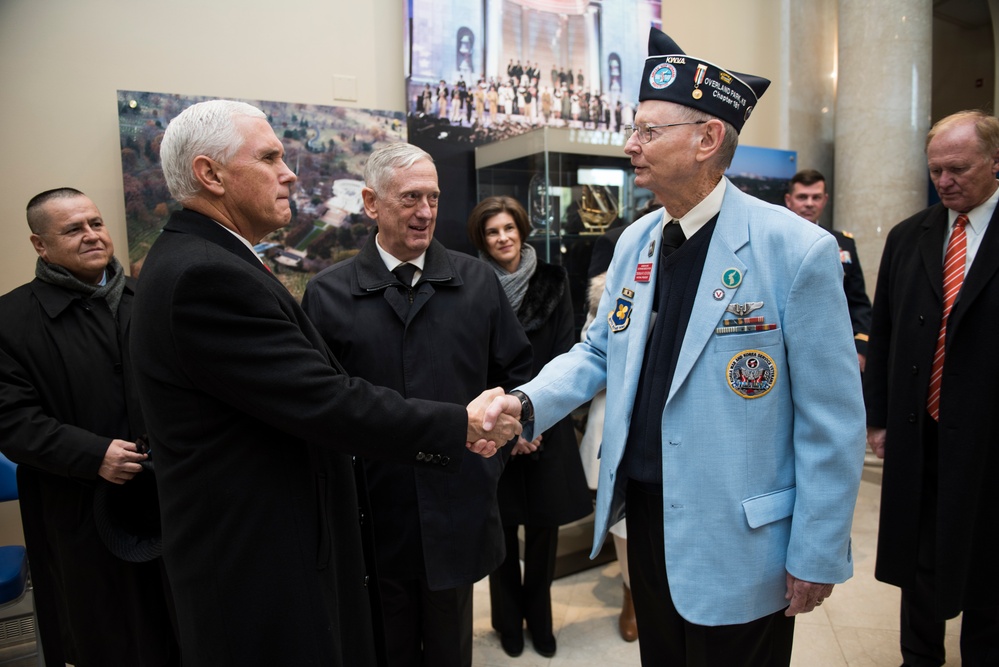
[485,27,865,667]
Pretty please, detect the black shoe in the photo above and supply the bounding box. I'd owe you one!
[532,633,556,658]
[500,632,524,657]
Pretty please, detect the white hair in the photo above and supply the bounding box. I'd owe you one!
[363,143,434,193]
[160,100,267,203]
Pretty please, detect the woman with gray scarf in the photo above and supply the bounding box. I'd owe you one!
[468,196,591,659]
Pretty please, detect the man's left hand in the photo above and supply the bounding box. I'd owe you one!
[511,434,542,456]
[784,572,834,616]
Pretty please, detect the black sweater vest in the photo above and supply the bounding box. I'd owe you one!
[622,216,718,485]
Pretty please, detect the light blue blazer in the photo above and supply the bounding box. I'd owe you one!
[518,180,866,626]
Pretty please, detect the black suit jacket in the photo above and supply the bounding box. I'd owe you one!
[864,196,999,616]
[129,209,469,666]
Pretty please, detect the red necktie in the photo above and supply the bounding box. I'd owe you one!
[926,214,968,421]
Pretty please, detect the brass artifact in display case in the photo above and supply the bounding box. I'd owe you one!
[578,184,619,233]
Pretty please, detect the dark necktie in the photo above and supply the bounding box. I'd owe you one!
[392,262,417,287]
[661,219,686,258]
[392,262,417,308]
[653,220,686,306]
[926,214,968,421]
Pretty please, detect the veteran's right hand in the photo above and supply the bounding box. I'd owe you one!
[481,392,522,432]
[866,427,886,459]
[98,439,148,484]
[466,388,522,458]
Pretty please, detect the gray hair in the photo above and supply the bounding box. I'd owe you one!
[926,110,999,156]
[363,143,434,193]
[672,104,740,171]
[160,100,267,203]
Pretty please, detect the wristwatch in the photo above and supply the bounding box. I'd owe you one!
[509,390,534,424]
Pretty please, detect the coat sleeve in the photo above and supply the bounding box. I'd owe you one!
[0,346,109,479]
[163,261,469,464]
[781,233,866,584]
[517,269,613,436]
[863,228,897,429]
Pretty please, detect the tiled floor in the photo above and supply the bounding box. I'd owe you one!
[471,459,964,666]
[1,460,964,666]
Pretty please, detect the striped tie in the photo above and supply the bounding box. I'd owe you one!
[926,214,968,421]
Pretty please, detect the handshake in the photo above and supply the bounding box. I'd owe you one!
[464,388,527,458]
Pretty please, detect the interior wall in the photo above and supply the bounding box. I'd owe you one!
[994,0,999,112]
[932,11,996,121]
[0,0,785,295]
[784,0,838,228]
[662,0,784,151]
[0,0,407,295]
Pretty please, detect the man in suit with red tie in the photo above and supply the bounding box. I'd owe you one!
[865,110,999,666]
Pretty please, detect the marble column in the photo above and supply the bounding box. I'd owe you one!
[835,0,932,293]
[992,0,999,114]
[784,0,837,228]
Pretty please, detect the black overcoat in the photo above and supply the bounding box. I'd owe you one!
[0,276,178,666]
[302,236,532,589]
[129,210,469,667]
[497,261,592,527]
[864,199,999,617]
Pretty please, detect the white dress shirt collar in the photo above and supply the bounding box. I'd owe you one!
[664,178,726,239]
[375,233,426,282]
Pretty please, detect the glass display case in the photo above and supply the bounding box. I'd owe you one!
[476,128,650,576]
[475,127,653,335]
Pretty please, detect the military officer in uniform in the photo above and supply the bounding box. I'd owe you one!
[785,169,872,370]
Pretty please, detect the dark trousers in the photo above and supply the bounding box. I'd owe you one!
[377,576,472,667]
[900,417,999,667]
[626,480,795,667]
[488,523,559,642]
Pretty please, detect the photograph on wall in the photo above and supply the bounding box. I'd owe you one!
[117,90,405,299]
[724,145,799,206]
[404,0,662,147]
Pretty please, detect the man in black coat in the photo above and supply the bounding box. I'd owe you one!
[784,169,872,370]
[0,188,179,666]
[302,143,532,667]
[129,100,520,667]
[864,110,999,666]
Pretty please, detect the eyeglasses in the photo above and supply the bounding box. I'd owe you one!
[624,120,707,144]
